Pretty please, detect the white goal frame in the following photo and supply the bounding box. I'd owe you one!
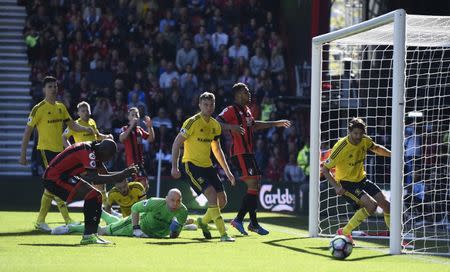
[309,9,407,255]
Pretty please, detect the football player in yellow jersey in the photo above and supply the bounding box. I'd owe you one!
[171,92,236,242]
[62,101,113,205]
[104,180,147,217]
[62,101,113,147]
[322,118,391,243]
[19,76,95,232]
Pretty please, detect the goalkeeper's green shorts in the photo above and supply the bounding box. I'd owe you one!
[106,217,133,236]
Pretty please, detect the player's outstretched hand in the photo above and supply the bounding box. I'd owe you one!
[230,125,245,135]
[277,120,292,128]
[334,186,346,196]
[133,227,148,238]
[226,171,236,186]
[171,167,181,179]
[144,116,153,128]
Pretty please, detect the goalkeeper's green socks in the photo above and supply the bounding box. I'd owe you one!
[384,212,390,229]
[68,224,85,234]
[343,207,370,235]
[101,210,120,224]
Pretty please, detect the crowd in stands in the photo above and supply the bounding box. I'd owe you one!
[22,0,308,184]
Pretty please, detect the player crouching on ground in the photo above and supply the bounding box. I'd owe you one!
[52,189,188,239]
[43,139,138,245]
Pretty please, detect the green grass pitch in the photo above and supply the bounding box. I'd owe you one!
[0,211,448,272]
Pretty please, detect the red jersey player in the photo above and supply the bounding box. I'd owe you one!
[119,107,155,190]
[43,139,138,244]
[217,82,291,236]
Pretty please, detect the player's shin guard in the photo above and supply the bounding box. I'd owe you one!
[343,207,370,235]
[54,196,72,224]
[384,212,390,230]
[247,189,259,225]
[83,190,102,235]
[36,190,53,223]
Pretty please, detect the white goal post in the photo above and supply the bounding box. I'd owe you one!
[309,9,450,255]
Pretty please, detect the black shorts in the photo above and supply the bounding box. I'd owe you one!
[340,178,383,210]
[43,177,91,203]
[183,162,224,195]
[37,149,59,169]
[231,154,261,180]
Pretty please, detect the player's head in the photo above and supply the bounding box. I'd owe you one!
[232,82,251,105]
[94,139,117,161]
[128,107,140,122]
[348,117,366,144]
[115,180,129,196]
[77,101,91,121]
[198,92,215,117]
[43,76,58,100]
[166,188,182,211]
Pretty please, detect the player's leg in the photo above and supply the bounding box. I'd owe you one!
[69,180,112,244]
[93,183,107,206]
[35,150,54,230]
[366,180,391,229]
[104,217,133,236]
[217,191,227,209]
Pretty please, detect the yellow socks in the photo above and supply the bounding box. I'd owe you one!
[36,190,53,223]
[343,207,370,235]
[54,196,72,224]
[202,206,227,236]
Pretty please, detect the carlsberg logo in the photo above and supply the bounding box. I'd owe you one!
[259,185,295,212]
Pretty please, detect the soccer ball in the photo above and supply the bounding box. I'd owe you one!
[329,235,353,259]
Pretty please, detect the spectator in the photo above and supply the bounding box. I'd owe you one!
[176,39,199,72]
[228,38,249,60]
[194,26,210,49]
[297,141,310,181]
[270,47,285,74]
[211,24,228,52]
[153,107,173,129]
[284,153,305,183]
[250,47,268,77]
[159,62,180,89]
[93,97,114,133]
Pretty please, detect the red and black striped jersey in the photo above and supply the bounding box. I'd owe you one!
[121,125,149,166]
[43,142,97,181]
[217,104,255,156]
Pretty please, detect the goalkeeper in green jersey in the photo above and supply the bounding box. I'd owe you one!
[52,189,188,239]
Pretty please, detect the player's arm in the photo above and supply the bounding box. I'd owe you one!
[370,143,391,157]
[254,120,291,130]
[67,119,95,134]
[171,133,187,179]
[321,164,345,196]
[170,209,188,239]
[143,116,155,143]
[80,167,138,185]
[19,125,34,165]
[211,139,235,186]
[217,119,245,135]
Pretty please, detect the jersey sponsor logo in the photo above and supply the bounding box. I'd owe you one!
[89,152,96,160]
[197,137,212,143]
[259,184,295,212]
[89,160,96,168]
[47,118,64,124]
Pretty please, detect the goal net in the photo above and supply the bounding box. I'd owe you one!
[309,10,450,255]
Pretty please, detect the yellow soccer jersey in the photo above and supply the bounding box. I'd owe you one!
[27,100,72,152]
[323,135,374,182]
[63,118,99,143]
[180,113,221,167]
[107,181,146,217]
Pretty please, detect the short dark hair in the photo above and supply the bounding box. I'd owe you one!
[348,117,366,132]
[232,82,248,96]
[43,76,57,87]
[199,92,215,102]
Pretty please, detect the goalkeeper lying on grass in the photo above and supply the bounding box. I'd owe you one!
[52,189,188,239]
